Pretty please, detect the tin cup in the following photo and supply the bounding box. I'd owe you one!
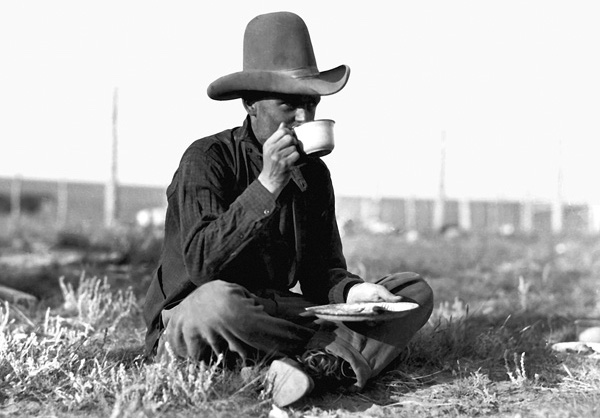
[294,119,335,157]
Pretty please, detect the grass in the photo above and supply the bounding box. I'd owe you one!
[1,228,600,417]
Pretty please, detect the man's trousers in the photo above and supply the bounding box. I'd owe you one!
[157,272,433,389]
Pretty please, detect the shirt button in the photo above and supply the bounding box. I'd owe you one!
[263,209,271,215]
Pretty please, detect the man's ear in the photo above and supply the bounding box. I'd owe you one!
[242,99,257,116]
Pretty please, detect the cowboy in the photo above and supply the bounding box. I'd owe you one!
[143,11,433,407]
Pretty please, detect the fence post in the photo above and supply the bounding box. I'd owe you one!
[433,130,447,231]
[57,179,68,229]
[521,199,533,234]
[10,175,22,229]
[458,199,471,231]
[551,201,564,234]
[104,87,119,228]
[588,204,600,234]
[405,196,417,231]
[551,139,564,234]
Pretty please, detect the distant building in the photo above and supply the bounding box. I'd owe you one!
[1,176,592,236]
[0,176,166,232]
[335,195,591,235]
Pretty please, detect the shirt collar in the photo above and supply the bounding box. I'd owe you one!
[235,116,262,150]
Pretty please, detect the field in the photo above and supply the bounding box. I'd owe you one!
[1,227,600,417]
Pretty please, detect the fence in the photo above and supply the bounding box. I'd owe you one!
[335,134,596,236]
[336,195,598,235]
[1,175,598,236]
[0,176,166,234]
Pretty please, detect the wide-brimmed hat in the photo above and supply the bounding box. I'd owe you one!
[207,11,350,101]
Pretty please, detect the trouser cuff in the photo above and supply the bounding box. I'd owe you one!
[306,326,371,389]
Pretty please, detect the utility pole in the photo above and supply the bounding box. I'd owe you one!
[104,87,119,228]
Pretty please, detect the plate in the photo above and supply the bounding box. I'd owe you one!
[303,301,420,322]
[551,341,600,355]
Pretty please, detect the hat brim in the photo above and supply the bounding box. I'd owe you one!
[207,65,350,101]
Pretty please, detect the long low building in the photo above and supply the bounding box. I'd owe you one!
[0,176,594,235]
[0,176,166,231]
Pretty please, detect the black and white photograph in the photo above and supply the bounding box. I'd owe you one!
[1,1,599,417]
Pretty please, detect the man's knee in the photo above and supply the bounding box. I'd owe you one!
[376,272,434,311]
[183,280,250,321]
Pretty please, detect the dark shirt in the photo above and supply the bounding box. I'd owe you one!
[143,117,363,354]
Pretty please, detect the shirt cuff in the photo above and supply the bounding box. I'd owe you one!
[236,179,278,220]
[328,277,364,304]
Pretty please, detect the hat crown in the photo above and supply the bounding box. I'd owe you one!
[207,11,349,100]
[243,12,318,74]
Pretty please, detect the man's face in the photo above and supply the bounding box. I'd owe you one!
[245,93,321,144]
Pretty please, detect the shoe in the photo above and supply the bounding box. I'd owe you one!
[299,349,356,390]
[265,358,314,407]
[265,350,357,407]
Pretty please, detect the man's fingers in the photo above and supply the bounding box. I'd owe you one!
[347,283,404,304]
[266,123,294,145]
[267,142,299,162]
[378,288,403,302]
[265,132,300,169]
[265,133,296,154]
[274,149,300,168]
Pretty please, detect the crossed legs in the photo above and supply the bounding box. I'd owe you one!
[157,272,433,388]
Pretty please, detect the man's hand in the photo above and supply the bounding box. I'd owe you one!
[258,122,301,197]
[346,282,403,304]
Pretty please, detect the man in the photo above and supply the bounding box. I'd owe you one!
[143,11,433,407]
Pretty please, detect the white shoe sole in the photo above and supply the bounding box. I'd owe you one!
[266,358,314,407]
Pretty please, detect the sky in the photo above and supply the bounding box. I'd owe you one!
[1,0,599,203]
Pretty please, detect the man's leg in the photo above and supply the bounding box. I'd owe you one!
[306,272,434,389]
[156,280,316,362]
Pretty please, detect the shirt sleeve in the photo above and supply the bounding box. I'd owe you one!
[298,160,364,304]
[177,142,277,286]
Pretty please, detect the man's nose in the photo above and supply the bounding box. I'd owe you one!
[295,107,314,123]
